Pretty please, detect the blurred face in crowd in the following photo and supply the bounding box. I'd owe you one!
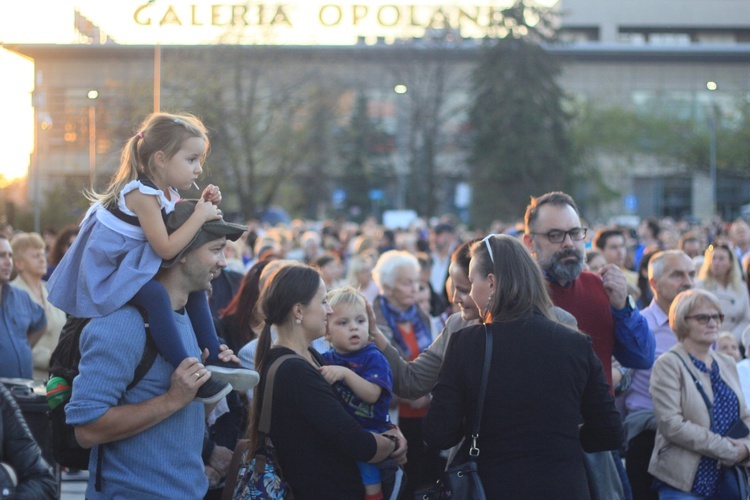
[0,239,12,284]
[710,246,733,281]
[602,234,627,268]
[717,335,741,363]
[384,265,419,311]
[586,253,607,273]
[415,282,431,317]
[15,245,47,280]
[651,253,695,312]
[449,262,480,322]
[681,239,703,259]
[524,203,585,285]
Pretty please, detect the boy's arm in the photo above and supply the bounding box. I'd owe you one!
[318,365,382,404]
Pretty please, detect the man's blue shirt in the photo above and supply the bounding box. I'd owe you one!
[0,283,46,378]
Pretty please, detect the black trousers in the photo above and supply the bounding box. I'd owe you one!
[626,430,659,500]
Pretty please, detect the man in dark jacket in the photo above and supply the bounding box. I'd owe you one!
[0,383,56,498]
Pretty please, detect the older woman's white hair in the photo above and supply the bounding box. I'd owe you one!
[372,250,419,293]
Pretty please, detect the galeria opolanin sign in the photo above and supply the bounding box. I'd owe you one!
[132,2,525,41]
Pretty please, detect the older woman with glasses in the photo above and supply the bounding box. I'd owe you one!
[423,235,622,498]
[649,289,750,499]
[696,244,750,343]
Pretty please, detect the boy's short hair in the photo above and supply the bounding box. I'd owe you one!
[327,286,367,311]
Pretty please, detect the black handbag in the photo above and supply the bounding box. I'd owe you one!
[414,325,492,500]
[672,352,750,499]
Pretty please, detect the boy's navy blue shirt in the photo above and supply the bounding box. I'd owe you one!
[322,343,393,432]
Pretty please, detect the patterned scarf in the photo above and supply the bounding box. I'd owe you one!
[378,295,432,359]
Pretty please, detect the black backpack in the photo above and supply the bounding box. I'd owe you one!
[48,308,157,474]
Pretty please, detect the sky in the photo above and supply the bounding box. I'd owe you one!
[0,0,557,183]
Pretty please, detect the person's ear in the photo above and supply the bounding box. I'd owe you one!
[487,273,496,292]
[522,233,534,252]
[153,150,167,168]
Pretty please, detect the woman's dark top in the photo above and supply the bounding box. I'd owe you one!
[260,347,378,499]
[423,313,623,500]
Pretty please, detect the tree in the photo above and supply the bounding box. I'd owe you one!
[167,47,333,220]
[468,36,576,226]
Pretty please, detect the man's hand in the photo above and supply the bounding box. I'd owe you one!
[318,365,349,385]
[208,445,233,477]
[384,428,408,466]
[167,357,208,407]
[598,264,628,310]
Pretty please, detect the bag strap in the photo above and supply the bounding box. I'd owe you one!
[221,439,249,500]
[671,351,715,428]
[469,324,493,458]
[259,354,297,435]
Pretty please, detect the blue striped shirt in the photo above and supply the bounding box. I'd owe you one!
[0,283,46,378]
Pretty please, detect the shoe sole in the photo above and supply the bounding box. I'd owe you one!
[206,366,260,392]
[194,381,232,405]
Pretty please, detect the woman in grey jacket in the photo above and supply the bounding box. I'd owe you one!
[649,289,750,498]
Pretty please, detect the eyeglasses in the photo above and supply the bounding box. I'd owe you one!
[529,228,587,244]
[482,234,499,264]
[684,313,725,325]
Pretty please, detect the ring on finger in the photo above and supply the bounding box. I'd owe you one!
[194,372,201,378]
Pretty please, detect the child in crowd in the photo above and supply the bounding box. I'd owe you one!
[47,112,256,403]
[319,287,394,500]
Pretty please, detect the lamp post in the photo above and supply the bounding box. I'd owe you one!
[394,84,408,209]
[88,90,98,189]
[33,112,52,234]
[707,81,718,217]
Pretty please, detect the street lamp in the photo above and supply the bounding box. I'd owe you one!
[33,111,53,234]
[88,90,99,189]
[707,81,718,216]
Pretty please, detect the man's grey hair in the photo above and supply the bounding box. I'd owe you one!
[648,250,690,280]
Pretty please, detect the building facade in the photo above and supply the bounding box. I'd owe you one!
[6,0,750,224]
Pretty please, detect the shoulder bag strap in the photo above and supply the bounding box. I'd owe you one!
[258,354,297,435]
[671,351,714,428]
[469,324,493,458]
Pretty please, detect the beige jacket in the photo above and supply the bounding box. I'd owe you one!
[649,343,750,492]
[11,277,67,382]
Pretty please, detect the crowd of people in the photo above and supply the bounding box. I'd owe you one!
[4,111,750,499]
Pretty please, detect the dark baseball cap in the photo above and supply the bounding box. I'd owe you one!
[162,199,247,268]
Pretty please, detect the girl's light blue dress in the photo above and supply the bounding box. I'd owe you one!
[47,181,179,318]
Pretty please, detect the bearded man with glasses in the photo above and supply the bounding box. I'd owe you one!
[523,191,655,500]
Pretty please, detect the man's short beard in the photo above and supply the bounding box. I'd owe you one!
[539,247,584,285]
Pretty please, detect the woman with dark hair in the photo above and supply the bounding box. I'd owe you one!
[636,249,658,310]
[250,264,406,498]
[423,234,623,498]
[216,259,275,354]
[44,224,79,281]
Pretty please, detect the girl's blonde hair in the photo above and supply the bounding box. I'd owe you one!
[89,112,209,209]
[327,286,367,311]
